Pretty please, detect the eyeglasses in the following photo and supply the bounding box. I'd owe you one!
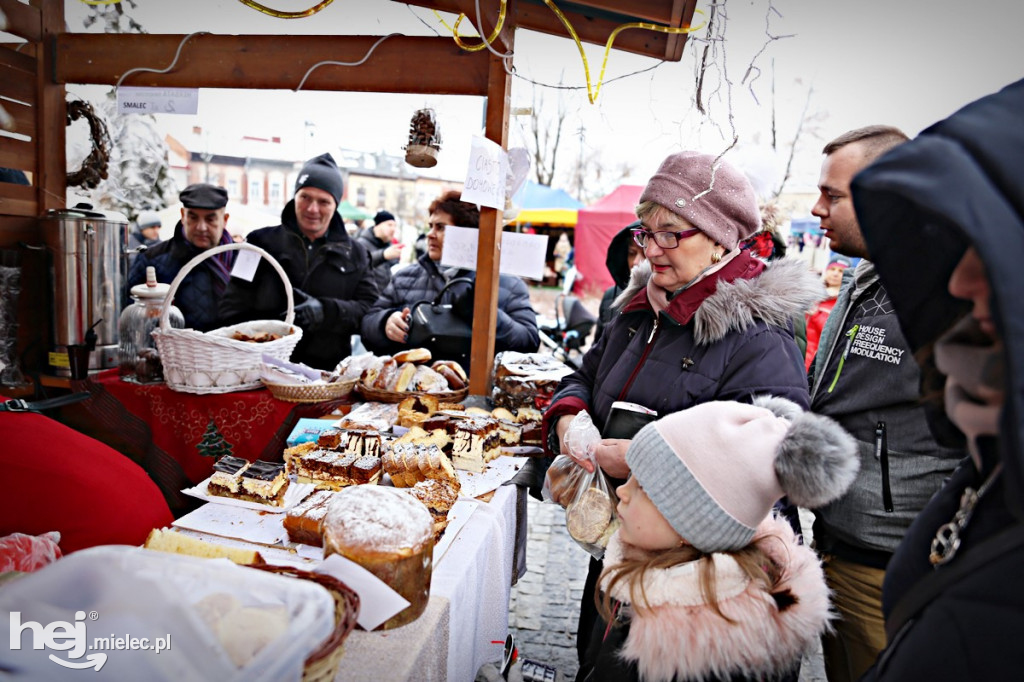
[631,227,702,250]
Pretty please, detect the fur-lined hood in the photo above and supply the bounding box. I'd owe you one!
[601,515,831,682]
[614,257,824,345]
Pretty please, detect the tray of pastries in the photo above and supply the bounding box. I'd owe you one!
[348,348,469,403]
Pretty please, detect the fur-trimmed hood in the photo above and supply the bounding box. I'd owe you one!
[614,257,824,345]
[601,515,831,682]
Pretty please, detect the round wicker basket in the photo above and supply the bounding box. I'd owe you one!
[249,565,359,682]
[263,378,358,403]
[152,242,301,395]
[357,382,468,404]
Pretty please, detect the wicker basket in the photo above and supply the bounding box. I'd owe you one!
[249,565,360,682]
[263,378,358,403]
[153,243,302,395]
[357,382,469,404]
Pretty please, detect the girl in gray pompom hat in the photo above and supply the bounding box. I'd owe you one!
[577,395,859,682]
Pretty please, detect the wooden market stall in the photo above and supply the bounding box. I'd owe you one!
[0,0,698,395]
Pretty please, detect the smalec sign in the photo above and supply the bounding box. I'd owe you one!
[117,86,199,115]
[461,136,507,210]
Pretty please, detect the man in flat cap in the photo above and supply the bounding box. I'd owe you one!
[127,183,235,331]
[356,209,405,292]
[220,152,378,370]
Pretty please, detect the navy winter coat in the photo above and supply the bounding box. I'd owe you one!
[219,202,378,370]
[360,254,540,367]
[544,253,821,443]
[854,78,1024,681]
[127,224,233,332]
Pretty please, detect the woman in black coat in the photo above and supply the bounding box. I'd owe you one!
[852,78,1024,681]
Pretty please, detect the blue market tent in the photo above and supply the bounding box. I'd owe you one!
[509,181,584,227]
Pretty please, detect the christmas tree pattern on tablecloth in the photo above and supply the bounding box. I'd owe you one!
[197,419,234,459]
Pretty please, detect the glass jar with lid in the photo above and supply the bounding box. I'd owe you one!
[117,266,184,383]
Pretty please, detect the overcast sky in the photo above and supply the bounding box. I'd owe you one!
[62,0,1024,205]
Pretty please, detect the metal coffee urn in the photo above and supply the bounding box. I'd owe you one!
[43,207,128,375]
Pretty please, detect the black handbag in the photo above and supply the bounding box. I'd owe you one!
[406,277,474,362]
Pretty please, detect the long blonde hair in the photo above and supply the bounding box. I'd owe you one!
[597,534,788,624]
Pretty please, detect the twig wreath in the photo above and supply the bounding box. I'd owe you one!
[66,99,111,189]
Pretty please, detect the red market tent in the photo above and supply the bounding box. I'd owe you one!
[573,185,644,296]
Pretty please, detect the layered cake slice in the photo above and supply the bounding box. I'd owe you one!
[207,455,251,498]
[239,461,290,507]
[283,489,336,546]
[317,427,346,450]
[293,449,358,490]
[451,418,501,472]
[351,454,383,485]
[345,429,383,458]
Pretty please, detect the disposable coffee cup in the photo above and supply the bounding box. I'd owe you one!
[67,344,91,380]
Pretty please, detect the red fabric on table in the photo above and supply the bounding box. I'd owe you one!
[70,369,347,515]
[1,412,174,554]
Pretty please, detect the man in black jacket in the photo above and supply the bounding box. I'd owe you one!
[128,184,234,331]
[219,153,378,370]
[356,209,404,292]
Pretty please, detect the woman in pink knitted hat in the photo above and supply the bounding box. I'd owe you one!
[539,151,824,662]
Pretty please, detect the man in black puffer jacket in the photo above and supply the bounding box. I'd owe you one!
[360,191,539,373]
[128,184,235,332]
[219,153,378,370]
[356,210,404,292]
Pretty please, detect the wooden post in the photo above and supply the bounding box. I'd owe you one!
[468,7,515,396]
[36,0,65,213]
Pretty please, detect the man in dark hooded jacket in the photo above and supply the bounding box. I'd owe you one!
[854,77,1024,682]
[593,220,644,344]
[219,153,378,370]
[356,210,404,292]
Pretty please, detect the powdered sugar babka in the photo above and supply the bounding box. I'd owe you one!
[323,485,434,629]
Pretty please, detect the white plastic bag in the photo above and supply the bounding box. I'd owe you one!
[544,412,619,559]
[0,546,335,682]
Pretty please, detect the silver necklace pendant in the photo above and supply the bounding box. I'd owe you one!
[928,464,1003,567]
[929,487,979,566]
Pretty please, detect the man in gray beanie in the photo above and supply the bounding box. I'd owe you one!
[220,152,378,369]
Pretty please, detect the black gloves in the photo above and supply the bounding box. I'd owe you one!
[292,289,325,330]
[451,284,475,322]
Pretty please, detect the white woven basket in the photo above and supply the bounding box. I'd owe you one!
[152,242,303,394]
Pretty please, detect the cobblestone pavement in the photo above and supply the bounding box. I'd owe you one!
[502,498,827,682]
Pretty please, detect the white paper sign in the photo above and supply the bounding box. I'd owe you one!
[439,225,481,272]
[116,86,199,115]
[439,227,548,281]
[315,554,410,631]
[230,248,261,282]
[499,231,549,281]
[462,136,507,209]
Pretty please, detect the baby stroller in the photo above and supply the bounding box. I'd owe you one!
[538,288,596,370]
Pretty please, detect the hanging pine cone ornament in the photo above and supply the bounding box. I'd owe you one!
[404,108,442,168]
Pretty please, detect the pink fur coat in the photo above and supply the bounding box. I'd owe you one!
[599,515,832,682]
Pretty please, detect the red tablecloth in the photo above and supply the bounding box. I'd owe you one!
[69,369,349,515]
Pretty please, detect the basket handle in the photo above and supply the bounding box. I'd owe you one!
[160,242,295,330]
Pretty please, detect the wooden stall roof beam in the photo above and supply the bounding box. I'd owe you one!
[0,0,43,43]
[55,34,491,95]
[398,0,697,61]
[468,9,515,395]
